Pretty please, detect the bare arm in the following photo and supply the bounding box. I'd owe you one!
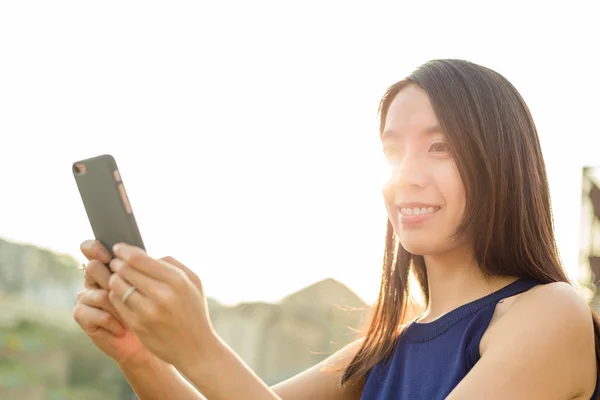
[174,335,365,400]
[101,245,365,399]
[119,356,207,400]
[272,338,365,400]
[446,282,597,400]
[117,336,364,400]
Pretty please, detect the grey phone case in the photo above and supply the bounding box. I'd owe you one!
[72,154,145,257]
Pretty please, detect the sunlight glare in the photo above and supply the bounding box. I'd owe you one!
[377,154,395,192]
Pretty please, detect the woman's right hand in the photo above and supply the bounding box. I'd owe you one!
[73,240,153,368]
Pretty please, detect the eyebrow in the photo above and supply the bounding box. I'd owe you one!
[381,125,445,139]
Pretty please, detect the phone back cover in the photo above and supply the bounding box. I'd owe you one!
[73,154,145,255]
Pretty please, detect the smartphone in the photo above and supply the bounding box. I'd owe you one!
[72,154,145,257]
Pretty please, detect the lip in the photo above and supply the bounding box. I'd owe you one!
[397,202,439,208]
[396,204,440,225]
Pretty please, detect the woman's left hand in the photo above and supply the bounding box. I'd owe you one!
[107,243,217,371]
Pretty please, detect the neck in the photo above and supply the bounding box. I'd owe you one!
[416,246,517,323]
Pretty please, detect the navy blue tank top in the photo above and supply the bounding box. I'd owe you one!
[361,278,599,399]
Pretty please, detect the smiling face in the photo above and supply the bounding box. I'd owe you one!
[381,84,467,256]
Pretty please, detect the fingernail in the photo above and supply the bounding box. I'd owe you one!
[98,248,111,260]
[109,259,119,272]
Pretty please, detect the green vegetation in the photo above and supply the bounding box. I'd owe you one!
[0,316,132,399]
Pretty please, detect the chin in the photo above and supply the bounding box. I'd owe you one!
[397,239,436,256]
[398,234,467,259]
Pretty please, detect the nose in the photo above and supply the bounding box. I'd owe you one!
[393,154,428,189]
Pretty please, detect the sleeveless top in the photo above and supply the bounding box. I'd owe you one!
[361,278,600,400]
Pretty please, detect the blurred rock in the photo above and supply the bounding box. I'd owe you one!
[0,236,373,388]
[209,278,371,385]
[0,238,81,310]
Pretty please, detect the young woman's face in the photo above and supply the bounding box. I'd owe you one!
[381,84,467,256]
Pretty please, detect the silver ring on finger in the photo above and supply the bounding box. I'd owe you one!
[121,286,137,305]
[79,263,88,277]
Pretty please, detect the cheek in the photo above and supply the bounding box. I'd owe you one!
[439,166,466,218]
[381,182,396,213]
[381,185,401,233]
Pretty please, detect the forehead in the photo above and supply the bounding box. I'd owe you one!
[383,84,440,137]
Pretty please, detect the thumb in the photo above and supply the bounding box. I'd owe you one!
[159,256,203,291]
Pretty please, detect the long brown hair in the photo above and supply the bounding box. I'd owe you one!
[341,59,600,391]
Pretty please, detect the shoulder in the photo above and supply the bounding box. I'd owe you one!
[448,281,597,399]
[508,281,593,339]
[486,281,593,342]
[480,281,597,397]
[491,281,595,357]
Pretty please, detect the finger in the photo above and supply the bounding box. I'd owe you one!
[78,288,110,309]
[109,258,161,297]
[83,264,100,289]
[82,265,99,289]
[161,256,203,291]
[81,240,112,264]
[84,259,112,290]
[77,288,124,324]
[113,243,179,283]
[84,326,119,343]
[73,303,125,336]
[107,273,149,313]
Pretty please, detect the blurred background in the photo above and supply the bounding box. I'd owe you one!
[1,1,599,399]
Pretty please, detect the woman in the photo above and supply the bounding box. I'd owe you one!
[74,59,600,399]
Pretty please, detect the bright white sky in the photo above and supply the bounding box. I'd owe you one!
[1,1,599,305]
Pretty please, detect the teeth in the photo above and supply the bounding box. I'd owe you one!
[400,207,437,216]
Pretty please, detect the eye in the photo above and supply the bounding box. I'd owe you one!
[429,142,449,153]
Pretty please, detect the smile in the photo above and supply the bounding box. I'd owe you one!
[396,204,441,225]
[399,206,440,216]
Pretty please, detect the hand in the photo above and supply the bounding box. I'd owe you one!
[106,243,217,372]
[73,240,153,368]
